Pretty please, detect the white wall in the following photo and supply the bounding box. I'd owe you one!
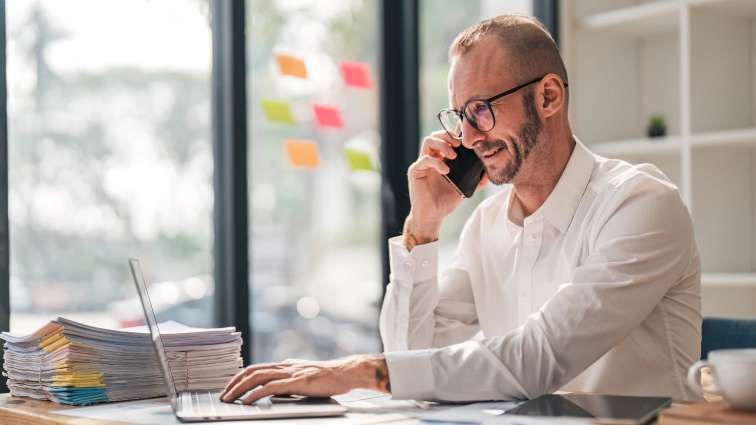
[573,32,641,143]
[690,10,753,133]
[692,147,753,272]
[641,33,679,136]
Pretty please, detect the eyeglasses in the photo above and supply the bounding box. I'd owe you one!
[437,75,557,140]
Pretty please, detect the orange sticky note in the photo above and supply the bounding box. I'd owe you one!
[284,139,320,168]
[275,53,307,78]
[313,104,344,128]
[340,61,371,88]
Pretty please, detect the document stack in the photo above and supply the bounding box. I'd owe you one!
[1,317,243,405]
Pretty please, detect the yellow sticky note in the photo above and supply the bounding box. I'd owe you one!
[345,148,375,171]
[261,99,296,124]
[284,139,320,168]
[275,53,307,78]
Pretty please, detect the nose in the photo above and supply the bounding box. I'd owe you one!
[460,118,485,150]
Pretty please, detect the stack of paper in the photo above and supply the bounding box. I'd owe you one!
[1,317,242,405]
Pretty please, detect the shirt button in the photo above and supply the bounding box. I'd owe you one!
[529,233,537,242]
[404,261,414,269]
[421,260,430,268]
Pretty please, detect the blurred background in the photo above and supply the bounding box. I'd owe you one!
[3,0,754,380]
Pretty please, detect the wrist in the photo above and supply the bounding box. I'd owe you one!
[403,214,440,250]
[357,354,391,393]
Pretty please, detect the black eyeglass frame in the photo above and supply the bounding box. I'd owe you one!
[437,74,566,140]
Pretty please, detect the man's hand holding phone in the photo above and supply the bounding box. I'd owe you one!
[404,130,487,250]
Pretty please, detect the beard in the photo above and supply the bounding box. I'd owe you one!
[476,89,542,185]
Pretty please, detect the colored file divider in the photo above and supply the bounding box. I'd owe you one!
[340,61,372,89]
[261,98,296,124]
[275,53,307,79]
[313,104,344,128]
[284,139,321,168]
[345,148,375,171]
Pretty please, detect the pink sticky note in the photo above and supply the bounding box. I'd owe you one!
[340,61,371,89]
[313,104,344,129]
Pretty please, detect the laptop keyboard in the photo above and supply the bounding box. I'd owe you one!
[182,390,266,416]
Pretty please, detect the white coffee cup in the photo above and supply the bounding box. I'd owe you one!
[687,349,756,411]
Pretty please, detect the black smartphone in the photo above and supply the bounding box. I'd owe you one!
[443,144,485,198]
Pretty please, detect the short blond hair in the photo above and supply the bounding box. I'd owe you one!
[449,15,568,86]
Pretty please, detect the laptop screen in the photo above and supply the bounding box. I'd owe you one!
[129,258,180,409]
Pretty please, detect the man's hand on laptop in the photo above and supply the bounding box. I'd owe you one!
[220,354,391,404]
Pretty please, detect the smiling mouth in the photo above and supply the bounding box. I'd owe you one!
[481,147,504,159]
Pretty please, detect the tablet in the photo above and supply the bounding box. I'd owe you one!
[505,394,671,425]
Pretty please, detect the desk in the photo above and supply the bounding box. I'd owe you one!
[0,393,131,425]
[0,393,418,425]
[0,391,742,425]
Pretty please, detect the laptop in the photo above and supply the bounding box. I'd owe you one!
[128,258,348,422]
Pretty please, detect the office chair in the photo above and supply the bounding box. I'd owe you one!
[700,317,756,359]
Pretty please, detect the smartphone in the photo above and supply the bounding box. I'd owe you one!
[443,144,485,198]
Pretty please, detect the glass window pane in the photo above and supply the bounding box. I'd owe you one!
[8,1,214,333]
[247,0,382,361]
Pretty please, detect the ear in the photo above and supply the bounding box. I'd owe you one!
[538,73,566,119]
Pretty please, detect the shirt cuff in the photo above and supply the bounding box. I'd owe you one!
[388,236,438,284]
[384,349,437,401]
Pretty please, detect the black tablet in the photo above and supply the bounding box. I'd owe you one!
[505,394,671,425]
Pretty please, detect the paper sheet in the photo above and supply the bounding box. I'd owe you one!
[345,148,375,171]
[284,139,321,168]
[340,61,372,89]
[261,99,296,124]
[313,104,344,128]
[275,53,308,79]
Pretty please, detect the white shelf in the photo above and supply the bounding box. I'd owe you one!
[568,0,756,317]
[589,127,756,157]
[691,0,756,18]
[578,0,756,37]
[692,128,756,149]
[702,272,756,287]
[591,136,681,157]
[579,1,681,36]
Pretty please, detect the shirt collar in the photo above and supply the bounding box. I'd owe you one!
[537,137,595,234]
[504,136,596,235]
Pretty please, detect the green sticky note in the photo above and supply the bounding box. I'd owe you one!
[345,148,375,171]
[261,98,296,124]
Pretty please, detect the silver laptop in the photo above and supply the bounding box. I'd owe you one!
[129,258,348,422]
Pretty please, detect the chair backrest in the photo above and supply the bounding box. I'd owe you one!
[701,317,756,359]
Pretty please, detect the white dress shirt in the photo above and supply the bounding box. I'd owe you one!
[380,139,701,402]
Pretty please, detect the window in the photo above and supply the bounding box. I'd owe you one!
[7,1,214,333]
[247,0,382,361]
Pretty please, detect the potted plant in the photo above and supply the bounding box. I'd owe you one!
[647,114,667,138]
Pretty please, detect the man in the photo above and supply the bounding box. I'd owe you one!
[220,15,701,404]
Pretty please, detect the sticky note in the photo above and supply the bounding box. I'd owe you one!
[313,104,344,128]
[261,99,296,124]
[340,61,371,88]
[284,139,320,168]
[275,53,307,78]
[345,148,375,171]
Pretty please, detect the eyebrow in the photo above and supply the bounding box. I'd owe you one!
[452,93,491,111]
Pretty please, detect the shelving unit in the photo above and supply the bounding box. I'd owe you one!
[562,0,756,318]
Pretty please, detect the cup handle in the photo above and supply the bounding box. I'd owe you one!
[687,360,721,395]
